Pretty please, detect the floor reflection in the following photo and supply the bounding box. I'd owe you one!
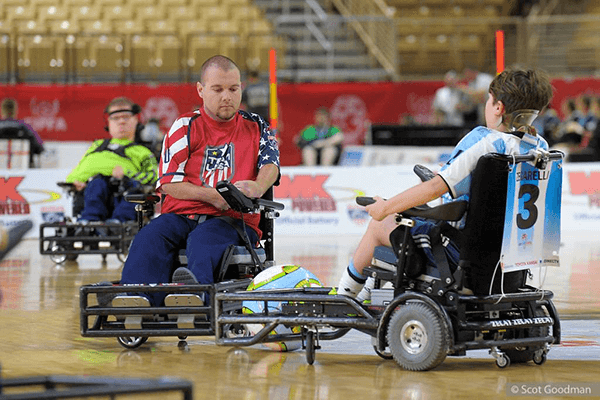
[0,237,599,400]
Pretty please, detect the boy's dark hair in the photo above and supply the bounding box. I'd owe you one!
[489,67,553,114]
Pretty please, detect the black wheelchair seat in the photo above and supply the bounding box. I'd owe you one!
[178,246,266,266]
[372,245,441,282]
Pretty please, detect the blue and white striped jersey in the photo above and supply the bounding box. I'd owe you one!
[438,126,549,201]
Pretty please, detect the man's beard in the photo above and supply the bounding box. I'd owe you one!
[216,108,236,121]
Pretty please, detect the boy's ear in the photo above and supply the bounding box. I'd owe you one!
[496,100,505,116]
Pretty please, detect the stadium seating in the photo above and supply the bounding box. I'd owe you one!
[0,0,537,82]
[4,0,277,82]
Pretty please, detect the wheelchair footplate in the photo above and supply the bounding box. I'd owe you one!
[80,279,251,349]
[40,220,138,263]
[214,286,388,365]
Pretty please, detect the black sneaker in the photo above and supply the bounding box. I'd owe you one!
[95,281,117,307]
[172,267,199,285]
[74,220,91,236]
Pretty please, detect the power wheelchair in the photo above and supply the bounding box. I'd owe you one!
[39,179,153,264]
[213,149,563,370]
[79,181,284,350]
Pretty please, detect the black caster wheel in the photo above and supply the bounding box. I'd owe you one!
[373,345,394,360]
[117,336,148,349]
[49,244,68,264]
[305,330,315,365]
[533,351,547,365]
[496,354,511,368]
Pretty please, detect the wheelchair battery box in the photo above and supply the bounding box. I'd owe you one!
[371,288,394,306]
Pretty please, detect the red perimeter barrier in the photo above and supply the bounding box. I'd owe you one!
[2,78,600,166]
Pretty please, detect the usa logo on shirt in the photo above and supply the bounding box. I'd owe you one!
[201,143,234,187]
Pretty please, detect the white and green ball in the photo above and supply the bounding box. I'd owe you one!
[243,264,322,352]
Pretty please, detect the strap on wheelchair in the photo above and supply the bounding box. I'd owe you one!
[429,222,463,291]
[181,214,263,272]
[214,216,264,272]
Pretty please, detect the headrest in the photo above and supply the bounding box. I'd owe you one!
[504,109,539,132]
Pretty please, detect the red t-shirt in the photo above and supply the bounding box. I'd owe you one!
[158,110,280,237]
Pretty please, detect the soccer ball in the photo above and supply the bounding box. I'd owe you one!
[243,264,322,352]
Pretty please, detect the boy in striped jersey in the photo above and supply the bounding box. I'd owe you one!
[337,67,554,300]
[119,56,280,306]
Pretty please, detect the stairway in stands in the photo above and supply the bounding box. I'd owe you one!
[253,0,390,82]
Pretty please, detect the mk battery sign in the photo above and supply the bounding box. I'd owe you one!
[0,177,29,215]
[0,169,71,238]
[275,175,336,213]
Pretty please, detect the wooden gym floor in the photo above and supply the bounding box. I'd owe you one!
[1,235,599,399]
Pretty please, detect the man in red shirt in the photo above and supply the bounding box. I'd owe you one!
[118,55,280,306]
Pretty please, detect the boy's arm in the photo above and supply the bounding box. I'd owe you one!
[366,175,450,221]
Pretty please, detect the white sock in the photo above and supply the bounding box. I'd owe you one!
[356,277,375,302]
[337,267,364,298]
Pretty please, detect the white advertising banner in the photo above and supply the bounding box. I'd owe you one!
[0,168,73,238]
[339,145,454,167]
[2,162,600,240]
[271,164,437,236]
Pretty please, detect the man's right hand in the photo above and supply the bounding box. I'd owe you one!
[208,188,230,211]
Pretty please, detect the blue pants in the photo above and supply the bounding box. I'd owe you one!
[79,176,136,222]
[120,213,259,306]
[411,219,460,270]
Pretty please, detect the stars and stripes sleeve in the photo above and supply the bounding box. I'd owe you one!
[257,122,280,170]
[157,115,193,190]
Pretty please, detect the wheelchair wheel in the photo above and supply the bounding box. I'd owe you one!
[502,306,550,364]
[305,330,315,365]
[387,302,449,371]
[117,336,148,349]
[373,345,394,360]
[49,244,68,264]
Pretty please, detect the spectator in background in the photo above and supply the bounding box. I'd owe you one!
[296,107,344,166]
[0,98,44,168]
[241,69,270,121]
[578,95,599,133]
[532,105,561,146]
[432,70,466,127]
[579,96,600,160]
[551,120,587,161]
[398,113,418,126]
[459,67,495,127]
[560,98,584,125]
